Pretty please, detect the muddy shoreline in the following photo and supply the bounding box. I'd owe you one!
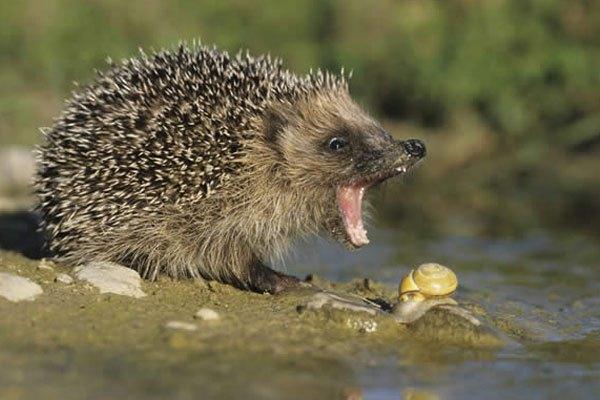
[0,250,508,399]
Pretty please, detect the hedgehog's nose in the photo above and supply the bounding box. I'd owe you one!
[403,139,426,159]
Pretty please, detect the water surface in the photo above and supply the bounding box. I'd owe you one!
[289,229,600,399]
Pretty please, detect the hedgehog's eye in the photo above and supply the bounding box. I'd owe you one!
[328,137,348,152]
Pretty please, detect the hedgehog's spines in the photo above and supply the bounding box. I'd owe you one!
[36,43,350,278]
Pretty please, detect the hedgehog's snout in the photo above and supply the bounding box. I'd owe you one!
[390,138,426,173]
[402,139,426,159]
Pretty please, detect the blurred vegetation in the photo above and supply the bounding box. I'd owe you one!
[0,0,598,236]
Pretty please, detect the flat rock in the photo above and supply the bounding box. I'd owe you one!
[0,272,43,302]
[74,262,146,298]
[305,291,380,315]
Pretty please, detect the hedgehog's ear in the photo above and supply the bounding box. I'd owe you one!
[263,107,289,143]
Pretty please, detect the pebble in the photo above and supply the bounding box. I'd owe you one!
[165,321,198,331]
[55,273,74,284]
[37,258,55,271]
[0,272,43,302]
[73,261,146,298]
[194,307,220,321]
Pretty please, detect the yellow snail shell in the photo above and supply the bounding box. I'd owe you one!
[399,263,458,301]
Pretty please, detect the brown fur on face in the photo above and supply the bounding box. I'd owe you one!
[249,90,420,251]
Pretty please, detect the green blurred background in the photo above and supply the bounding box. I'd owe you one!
[1,0,599,237]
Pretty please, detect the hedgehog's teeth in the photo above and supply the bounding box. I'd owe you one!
[336,184,369,248]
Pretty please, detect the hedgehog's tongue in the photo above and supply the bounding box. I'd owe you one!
[336,184,369,248]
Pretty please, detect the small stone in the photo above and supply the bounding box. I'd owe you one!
[0,273,43,302]
[37,258,55,271]
[194,307,220,321]
[55,273,74,284]
[165,321,197,331]
[74,261,146,298]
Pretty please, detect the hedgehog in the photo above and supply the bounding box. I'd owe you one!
[35,43,426,294]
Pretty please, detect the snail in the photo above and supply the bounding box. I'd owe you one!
[398,263,458,302]
[392,263,470,324]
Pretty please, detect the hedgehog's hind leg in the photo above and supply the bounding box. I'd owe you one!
[246,260,300,294]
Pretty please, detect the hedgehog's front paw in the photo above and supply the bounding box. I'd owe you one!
[270,274,302,294]
[248,265,301,295]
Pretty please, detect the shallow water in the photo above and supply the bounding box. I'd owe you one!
[288,229,600,399]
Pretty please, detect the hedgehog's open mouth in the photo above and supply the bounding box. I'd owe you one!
[337,184,369,247]
[336,165,410,248]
